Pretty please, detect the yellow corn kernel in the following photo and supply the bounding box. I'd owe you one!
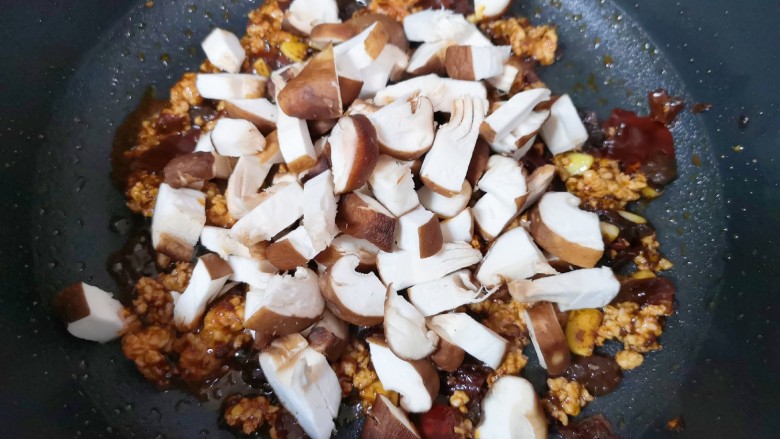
[641,186,661,199]
[632,270,656,280]
[618,210,647,224]
[280,40,307,63]
[253,58,271,77]
[564,152,594,176]
[565,309,603,357]
[600,222,620,243]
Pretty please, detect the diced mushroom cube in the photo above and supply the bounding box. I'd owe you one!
[53,283,126,343]
[151,183,206,261]
[201,28,246,73]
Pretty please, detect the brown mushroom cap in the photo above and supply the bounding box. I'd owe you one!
[360,394,420,439]
[266,240,309,272]
[366,336,440,413]
[53,283,91,323]
[528,206,603,268]
[163,152,215,189]
[348,14,409,52]
[335,192,397,252]
[306,311,350,362]
[247,309,318,349]
[330,114,380,194]
[466,139,491,187]
[339,76,364,109]
[223,100,277,134]
[524,302,571,376]
[310,22,359,47]
[444,45,475,81]
[277,45,342,120]
[318,255,386,327]
[429,338,466,372]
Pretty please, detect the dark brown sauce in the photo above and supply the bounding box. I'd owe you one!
[558,414,618,439]
[601,109,677,187]
[131,128,201,175]
[110,87,167,188]
[564,355,622,397]
[416,0,473,15]
[647,89,684,125]
[691,102,712,114]
[106,224,158,301]
[416,404,464,439]
[613,276,676,308]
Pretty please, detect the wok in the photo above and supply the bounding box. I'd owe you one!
[1,0,778,437]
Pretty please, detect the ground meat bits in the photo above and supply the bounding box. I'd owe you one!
[203,181,236,228]
[125,170,162,217]
[223,394,279,435]
[333,339,398,411]
[597,302,668,352]
[556,157,648,210]
[241,0,302,72]
[488,345,528,386]
[132,277,174,326]
[469,296,529,342]
[365,0,419,19]
[482,18,559,65]
[121,325,175,388]
[543,377,594,426]
[175,294,251,383]
[157,261,193,292]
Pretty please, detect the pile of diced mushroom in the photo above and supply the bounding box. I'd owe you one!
[54,1,630,438]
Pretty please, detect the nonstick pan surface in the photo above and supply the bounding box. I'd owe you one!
[1,0,778,437]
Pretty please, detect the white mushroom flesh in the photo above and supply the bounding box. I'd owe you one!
[418,180,472,219]
[476,227,556,287]
[201,28,246,73]
[196,73,266,100]
[427,312,508,369]
[303,170,339,252]
[210,118,266,157]
[259,334,341,439]
[58,283,126,343]
[439,208,474,243]
[407,270,488,316]
[539,94,589,155]
[369,155,420,217]
[377,242,482,290]
[200,226,252,259]
[230,181,304,246]
[151,183,206,261]
[173,255,234,329]
[374,74,487,113]
[385,289,439,360]
[367,97,435,160]
[420,97,487,196]
[508,266,620,311]
[227,255,278,289]
[285,0,340,35]
[475,376,547,439]
[538,191,604,250]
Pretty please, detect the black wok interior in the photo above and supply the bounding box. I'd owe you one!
[1,0,778,437]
